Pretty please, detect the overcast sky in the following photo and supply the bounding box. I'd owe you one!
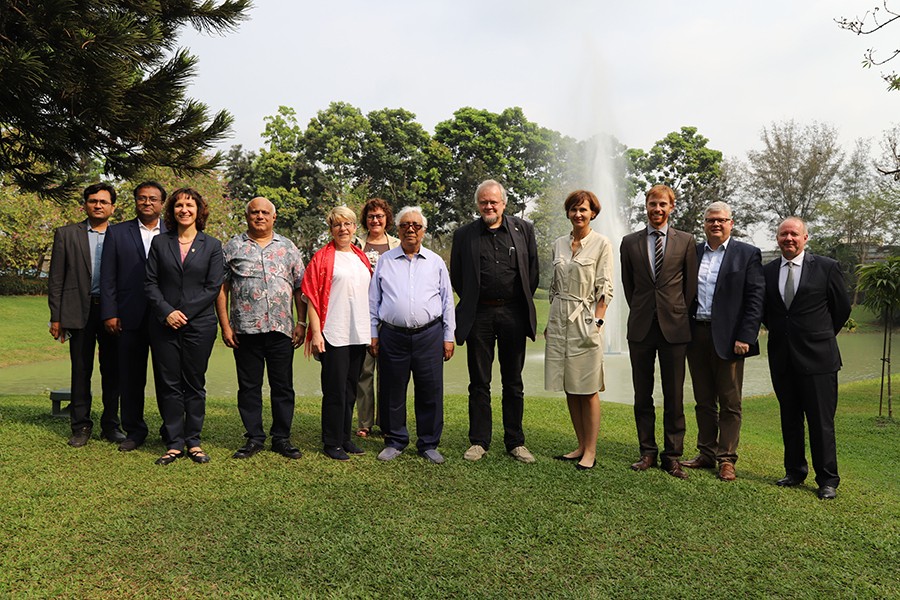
[178,0,898,161]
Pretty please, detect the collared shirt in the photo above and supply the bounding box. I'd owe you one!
[695,237,731,321]
[87,224,106,296]
[778,251,804,303]
[645,223,669,277]
[223,232,305,337]
[370,245,456,342]
[139,219,161,258]
[478,218,520,301]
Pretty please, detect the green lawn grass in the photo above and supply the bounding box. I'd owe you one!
[1,382,897,598]
[0,294,64,367]
[1,295,898,598]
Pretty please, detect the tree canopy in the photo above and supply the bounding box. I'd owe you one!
[0,0,251,201]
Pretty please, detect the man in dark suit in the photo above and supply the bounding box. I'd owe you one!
[450,179,539,463]
[620,184,698,478]
[48,182,121,447]
[762,217,851,500]
[100,181,166,451]
[683,202,764,481]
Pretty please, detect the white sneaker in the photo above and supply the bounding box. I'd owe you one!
[509,445,535,464]
[463,444,487,461]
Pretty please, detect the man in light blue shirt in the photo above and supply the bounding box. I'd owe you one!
[369,206,455,464]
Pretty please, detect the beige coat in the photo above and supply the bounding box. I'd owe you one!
[544,229,614,394]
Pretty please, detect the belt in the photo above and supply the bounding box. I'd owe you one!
[91,295,101,305]
[380,317,442,335]
[694,319,712,326]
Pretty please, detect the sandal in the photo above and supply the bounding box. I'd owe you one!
[188,448,210,464]
[155,450,183,466]
[356,428,370,438]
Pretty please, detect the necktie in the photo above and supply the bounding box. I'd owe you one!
[784,262,795,309]
[653,230,664,280]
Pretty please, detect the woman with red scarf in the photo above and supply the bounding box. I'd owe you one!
[301,206,373,460]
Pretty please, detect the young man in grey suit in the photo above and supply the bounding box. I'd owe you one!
[620,184,698,478]
[48,182,121,447]
[100,181,166,451]
[683,202,765,481]
[762,217,851,500]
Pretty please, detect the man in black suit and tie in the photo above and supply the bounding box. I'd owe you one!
[620,184,698,478]
[683,202,764,481]
[48,182,121,447]
[450,179,539,464]
[762,217,851,500]
[100,181,166,451]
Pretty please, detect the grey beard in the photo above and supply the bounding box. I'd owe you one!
[482,214,499,226]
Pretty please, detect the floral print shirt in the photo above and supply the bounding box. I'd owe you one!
[223,232,305,337]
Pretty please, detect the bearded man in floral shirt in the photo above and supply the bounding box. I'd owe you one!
[216,197,307,459]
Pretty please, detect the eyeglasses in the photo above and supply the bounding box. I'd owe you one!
[366,213,386,221]
[136,195,161,204]
[478,201,501,208]
[704,218,732,225]
[398,222,423,232]
[85,199,112,206]
[331,221,354,230]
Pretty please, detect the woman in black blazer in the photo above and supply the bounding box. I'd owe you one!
[145,188,224,465]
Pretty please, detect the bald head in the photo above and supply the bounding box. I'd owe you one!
[776,217,808,260]
[246,197,276,239]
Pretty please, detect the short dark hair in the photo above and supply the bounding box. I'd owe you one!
[83,182,117,204]
[360,197,394,231]
[564,190,601,218]
[164,188,210,231]
[133,181,167,202]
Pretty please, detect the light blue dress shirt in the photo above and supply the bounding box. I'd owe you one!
[695,238,730,321]
[369,245,456,342]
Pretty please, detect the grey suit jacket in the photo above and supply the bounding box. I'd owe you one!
[620,225,698,344]
[47,220,94,329]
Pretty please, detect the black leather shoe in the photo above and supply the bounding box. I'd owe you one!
[553,454,582,461]
[232,441,265,459]
[817,485,837,500]
[575,461,595,471]
[100,429,126,443]
[272,441,302,459]
[118,439,141,452]
[155,450,183,465]
[776,476,804,487]
[68,427,92,447]
[324,446,350,461]
[343,441,364,455]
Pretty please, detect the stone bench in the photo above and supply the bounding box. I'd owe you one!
[50,389,71,417]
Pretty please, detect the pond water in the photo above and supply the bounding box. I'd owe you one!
[0,332,889,405]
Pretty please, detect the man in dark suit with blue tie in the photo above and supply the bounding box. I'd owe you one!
[620,184,698,478]
[683,202,764,481]
[762,217,851,500]
[100,181,167,451]
[48,182,121,447]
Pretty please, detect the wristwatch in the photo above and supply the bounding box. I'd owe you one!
[595,318,604,327]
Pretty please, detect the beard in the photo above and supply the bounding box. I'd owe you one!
[481,213,500,226]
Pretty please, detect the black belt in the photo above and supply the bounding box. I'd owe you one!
[380,317,442,335]
[694,320,712,326]
[91,295,101,305]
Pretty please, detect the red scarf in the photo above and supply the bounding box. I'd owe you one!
[301,240,372,344]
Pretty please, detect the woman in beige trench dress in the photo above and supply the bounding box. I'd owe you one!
[544,190,613,470]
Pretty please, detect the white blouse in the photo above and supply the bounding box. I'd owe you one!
[323,250,371,347]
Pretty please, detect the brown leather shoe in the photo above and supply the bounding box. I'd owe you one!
[718,462,736,481]
[681,454,715,469]
[662,459,688,479]
[630,455,657,471]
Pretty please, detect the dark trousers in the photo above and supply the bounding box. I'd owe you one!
[378,322,444,452]
[320,341,365,448]
[628,319,687,461]
[68,300,120,433]
[234,331,296,445]
[466,304,527,452]
[686,324,744,464]
[149,319,216,450]
[772,369,840,488]
[118,313,154,443]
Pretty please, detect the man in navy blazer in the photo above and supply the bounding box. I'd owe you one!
[100,181,167,451]
[450,179,539,463]
[48,182,121,447]
[620,184,698,478]
[683,202,764,481]
[762,217,851,500]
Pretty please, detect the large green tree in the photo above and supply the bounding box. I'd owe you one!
[746,120,843,224]
[0,0,251,201]
[625,126,729,237]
